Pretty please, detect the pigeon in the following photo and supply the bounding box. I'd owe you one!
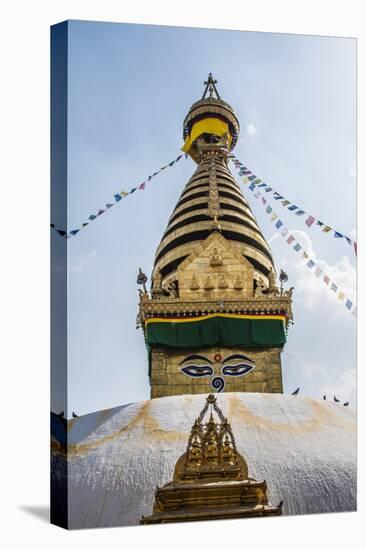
[291,388,300,396]
[343,402,349,407]
[323,395,326,400]
[334,396,340,403]
[72,412,78,418]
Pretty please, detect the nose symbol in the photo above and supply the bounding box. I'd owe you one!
[211,376,225,393]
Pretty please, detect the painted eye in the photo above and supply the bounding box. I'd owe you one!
[222,364,254,377]
[180,365,213,378]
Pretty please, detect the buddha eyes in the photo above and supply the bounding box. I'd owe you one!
[180,365,213,378]
[222,364,254,376]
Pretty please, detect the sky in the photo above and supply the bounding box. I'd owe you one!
[54,20,356,416]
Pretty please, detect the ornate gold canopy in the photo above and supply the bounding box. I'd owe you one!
[140,394,282,524]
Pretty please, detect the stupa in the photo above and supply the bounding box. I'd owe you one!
[138,73,293,398]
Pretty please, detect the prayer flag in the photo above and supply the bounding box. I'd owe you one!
[243,176,249,184]
[345,237,352,245]
[97,209,105,216]
[70,229,80,236]
[252,179,262,185]
[249,182,256,191]
[270,212,278,222]
[273,193,284,200]
[288,205,298,211]
[306,216,315,227]
[322,226,332,233]
[248,175,257,181]
[281,228,288,237]
[105,203,113,209]
[264,187,273,193]
[114,194,122,202]
[293,243,302,252]
[295,210,305,216]
[175,154,183,161]
[338,291,345,301]
[262,197,267,205]
[307,259,315,269]
[334,231,343,239]
[56,230,66,237]
[82,223,88,227]
[354,242,357,255]
[130,188,137,194]
[139,182,146,190]
[258,182,267,188]
[88,214,97,220]
[254,189,261,199]
[275,220,283,229]
[287,235,295,245]
[323,275,330,285]
[315,267,322,278]
[266,205,273,214]
[168,161,175,167]
[345,299,353,310]
[352,307,357,317]
[317,220,324,227]
[302,251,309,259]
[50,223,55,228]
[281,200,291,207]
[121,191,129,197]
[331,283,338,292]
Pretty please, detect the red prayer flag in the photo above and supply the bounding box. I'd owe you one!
[306,215,315,227]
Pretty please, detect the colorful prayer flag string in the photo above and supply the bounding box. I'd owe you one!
[244,182,356,318]
[51,153,185,238]
[229,155,357,256]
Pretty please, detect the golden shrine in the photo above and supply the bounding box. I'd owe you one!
[140,394,282,524]
[137,74,293,399]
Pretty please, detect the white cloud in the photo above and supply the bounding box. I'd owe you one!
[272,230,356,314]
[246,122,258,136]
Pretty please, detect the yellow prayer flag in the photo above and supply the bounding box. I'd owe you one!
[322,225,332,233]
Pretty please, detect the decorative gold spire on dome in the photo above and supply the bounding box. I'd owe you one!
[139,75,293,400]
[140,394,283,524]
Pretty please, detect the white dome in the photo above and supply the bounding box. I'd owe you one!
[52,393,356,529]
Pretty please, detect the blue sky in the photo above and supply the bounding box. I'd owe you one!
[56,20,356,416]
